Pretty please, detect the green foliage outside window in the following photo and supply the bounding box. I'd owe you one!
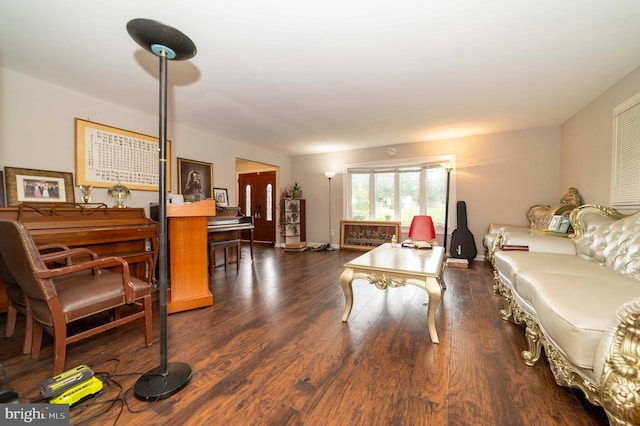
[349,166,448,226]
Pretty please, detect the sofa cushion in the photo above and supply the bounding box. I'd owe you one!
[513,260,625,304]
[522,272,640,370]
[483,225,529,254]
[500,231,577,254]
[493,251,586,291]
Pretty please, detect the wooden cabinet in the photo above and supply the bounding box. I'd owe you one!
[284,199,306,251]
[166,200,216,313]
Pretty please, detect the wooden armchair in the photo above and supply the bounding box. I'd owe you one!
[0,219,153,374]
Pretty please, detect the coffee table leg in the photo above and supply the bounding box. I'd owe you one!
[340,268,354,322]
[425,276,442,344]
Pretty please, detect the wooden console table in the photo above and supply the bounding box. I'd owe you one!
[167,200,216,313]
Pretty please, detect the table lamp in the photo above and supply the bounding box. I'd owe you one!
[408,215,436,242]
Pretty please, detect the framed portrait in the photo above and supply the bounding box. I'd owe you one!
[177,158,213,202]
[0,171,5,207]
[214,188,229,207]
[75,118,171,191]
[4,167,75,206]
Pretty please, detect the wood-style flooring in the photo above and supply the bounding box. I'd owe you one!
[0,244,608,425]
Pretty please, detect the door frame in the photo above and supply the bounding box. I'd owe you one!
[235,159,280,245]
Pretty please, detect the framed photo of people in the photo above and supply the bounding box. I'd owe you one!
[75,118,171,191]
[177,158,213,202]
[340,220,401,250]
[4,166,75,206]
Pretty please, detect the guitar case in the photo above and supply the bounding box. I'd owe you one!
[449,201,477,260]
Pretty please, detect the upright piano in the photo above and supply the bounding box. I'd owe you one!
[207,206,254,268]
[0,202,158,313]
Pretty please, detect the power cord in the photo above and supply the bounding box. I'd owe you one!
[0,363,19,403]
[3,359,166,424]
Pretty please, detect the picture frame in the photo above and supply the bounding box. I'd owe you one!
[177,158,213,202]
[75,118,171,191]
[0,171,5,207]
[340,220,401,250]
[547,215,563,232]
[4,167,74,207]
[556,216,572,234]
[214,188,229,207]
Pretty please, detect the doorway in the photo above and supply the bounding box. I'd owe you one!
[238,170,277,244]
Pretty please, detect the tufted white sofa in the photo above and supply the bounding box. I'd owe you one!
[483,187,581,261]
[492,204,640,425]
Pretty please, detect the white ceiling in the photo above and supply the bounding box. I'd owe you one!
[3,1,640,156]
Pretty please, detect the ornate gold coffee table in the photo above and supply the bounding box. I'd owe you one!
[340,243,446,343]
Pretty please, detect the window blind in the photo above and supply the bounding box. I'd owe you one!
[612,97,640,207]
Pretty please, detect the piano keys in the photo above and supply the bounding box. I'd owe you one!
[208,206,254,268]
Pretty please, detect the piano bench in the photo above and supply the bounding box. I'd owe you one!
[208,239,241,274]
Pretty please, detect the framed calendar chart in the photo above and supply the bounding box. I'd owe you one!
[74,118,172,191]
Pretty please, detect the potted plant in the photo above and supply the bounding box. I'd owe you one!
[292,182,302,199]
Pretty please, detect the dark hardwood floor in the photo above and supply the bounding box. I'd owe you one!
[1,244,608,425]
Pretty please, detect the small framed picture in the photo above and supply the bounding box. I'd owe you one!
[177,158,213,202]
[214,188,229,207]
[4,167,74,206]
[547,215,563,232]
[556,216,571,233]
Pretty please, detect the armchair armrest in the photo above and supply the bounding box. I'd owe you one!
[38,243,71,252]
[36,256,136,303]
[594,297,640,424]
[495,228,576,255]
[41,247,98,263]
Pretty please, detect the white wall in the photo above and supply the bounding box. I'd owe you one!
[562,64,640,207]
[0,69,291,214]
[6,62,639,259]
[292,126,563,257]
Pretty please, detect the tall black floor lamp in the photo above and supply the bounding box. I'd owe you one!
[324,171,336,251]
[127,18,197,401]
[442,165,453,256]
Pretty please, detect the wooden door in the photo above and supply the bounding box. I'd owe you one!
[238,171,276,244]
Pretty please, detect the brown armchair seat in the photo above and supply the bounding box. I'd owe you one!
[0,219,153,375]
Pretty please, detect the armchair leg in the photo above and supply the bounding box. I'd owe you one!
[23,298,34,355]
[22,313,33,355]
[4,302,32,355]
[53,325,67,375]
[31,323,43,359]
[5,302,17,337]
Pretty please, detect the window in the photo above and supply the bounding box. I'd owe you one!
[612,93,640,207]
[245,185,251,217]
[346,155,455,229]
[266,184,273,221]
[351,173,370,220]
